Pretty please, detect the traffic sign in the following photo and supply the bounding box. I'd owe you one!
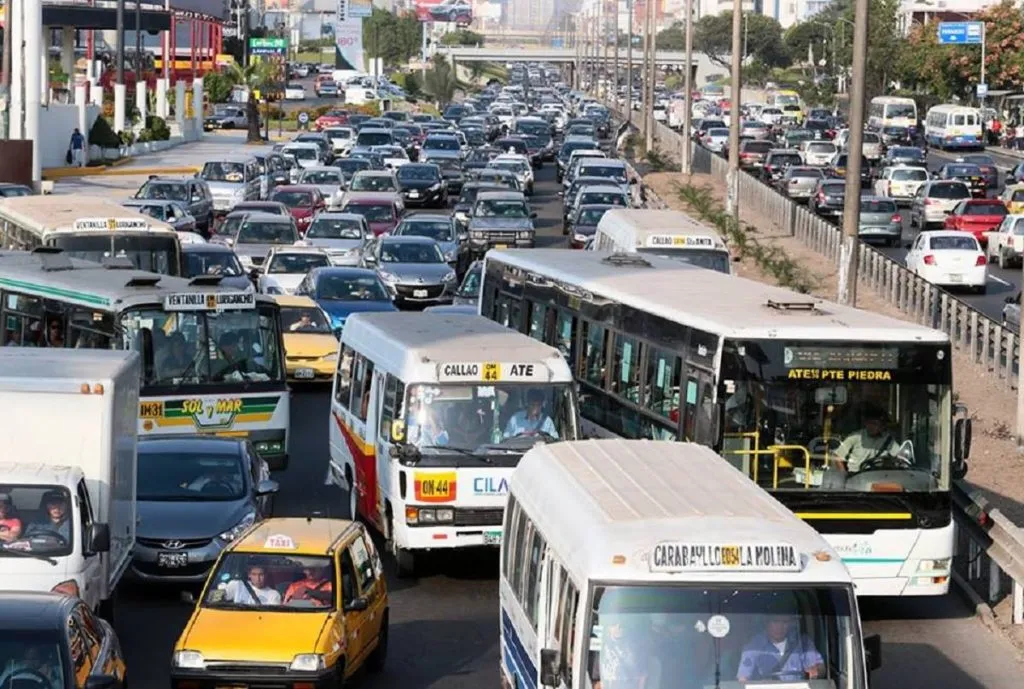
[937,21,983,45]
[977,83,988,98]
[249,37,288,56]
[297,112,309,124]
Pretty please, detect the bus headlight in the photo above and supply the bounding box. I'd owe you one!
[917,558,951,572]
[405,507,454,524]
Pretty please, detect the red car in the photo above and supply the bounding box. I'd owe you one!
[315,109,349,131]
[341,193,401,236]
[943,198,1008,245]
[268,185,326,235]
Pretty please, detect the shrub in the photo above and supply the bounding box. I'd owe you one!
[88,116,120,148]
[145,115,171,140]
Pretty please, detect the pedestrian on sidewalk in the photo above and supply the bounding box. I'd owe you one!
[990,117,1002,146]
[69,128,85,167]
[1015,122,1024,151]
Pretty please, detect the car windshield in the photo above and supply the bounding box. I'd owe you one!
[301,171,342,185]
[135,204,169,221]
[425,137,460,151]
[337,160,370,174]
[267,253,330,274]
[586,585,860,689]
[469,149,498,163]
[497,141,528,155]
[397,220,454,241]
[0,186,31,197]
[307,218,364,239]
[744,141,773,153]
[517,121,550,136]
[890,147,924,159]
[281,306,333,334]
[285,147,318,161]
[397,166,440,181]
[203,552,337,610]
[138,447,246,501]
[862,132,880,143]
[325,129,352,141]
[490,160,527,174]
[947,165,981,177]
[379,242,444,264]
[821,183,845,195]
[357,131,392,146]
[184,250,244,278]
[474,199,529,217]
[929,184,970,199]
[1010,189,1024,202]
[963,203,1006,216]
[791,168,823,179]
[891,168,927,181]
[770,154,802,167]
[316,274,390,300]
[0,638,67,686]
[350,175,396,192]
[0,485,73,557]
[236,221,297,244]
[579,165,627,182]
[963,155,994,165]
[201,162,246,182]
[345,203,394,222]
[272,191,314,208]
[578,207,612,225]
[137,182,188,201]
[457,265,481,297]
[404,382,576,458]
[807,142,835,153]
[931,236,979,250]
[861,199,896,213]
[581,191,627,206]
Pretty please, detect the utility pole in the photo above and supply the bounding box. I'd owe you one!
[644,0,655,152]
[2,0,11,138]
[725,0,742,223]
[681,0,694,173]
[135,0,142,74]
[626,0,633,125]
[639,0,649,144]
[837,0,869,306]
[613,1,619,106]
[116,0,126,82]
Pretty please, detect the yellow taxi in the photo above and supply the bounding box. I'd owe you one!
[171,517,388,689]
[275,295,340,382]
[1001,185,1024,214]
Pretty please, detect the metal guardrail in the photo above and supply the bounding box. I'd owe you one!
[606,101,1024,623]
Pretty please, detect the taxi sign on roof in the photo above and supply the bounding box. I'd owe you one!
[264,534,297,549]
[437,362,550,383]
[647,234,717,248]
[72,217,149,231]
[164,291,256,311]
[650,542,801,573]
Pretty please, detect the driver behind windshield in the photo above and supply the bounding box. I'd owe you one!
[0,493,23,542]
[25,491,70,542]
[832,403,901,473]
[504,388,557,439]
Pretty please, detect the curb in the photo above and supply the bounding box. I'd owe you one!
[93,166,201,177]
[951,570,1000,632]
[44,165,200,180]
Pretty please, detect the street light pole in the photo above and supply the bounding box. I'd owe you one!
[681,0,694,174]
[725,0,742,223]
[613,1,619,105]
[116,0,126,82]
[639,0,649,144]
[644,0,655,151]
[626,0,633,125]
[836,0,869,306]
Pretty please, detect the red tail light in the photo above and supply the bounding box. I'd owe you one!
[818,192,826,201]
[924,198,934,205]
[891,214,901,223]
[923,254,936,265]
[976,255,987,266]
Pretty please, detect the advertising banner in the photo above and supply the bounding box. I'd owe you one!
[349,0,372,16]
[412,0,472,23]
[334,16,365,70]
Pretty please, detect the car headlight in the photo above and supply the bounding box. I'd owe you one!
[218,511,256,542]
[430,182,442,191]
[378,271,399,283]
[322,351,338,362]
[517,231,532,239]
[471,231,485,239]
[443,271,457,282]
[574,233,588,242]
[173,651,206,669]
[289,654,325,672]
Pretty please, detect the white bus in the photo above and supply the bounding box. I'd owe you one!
[590,208,732,274]
[867,96,918,134]
[0,195,182,275]
[500,438,881,689]
[925,104,983,150]
[0,249,290,467]
[481,249,972,597]
[327,311,580,577]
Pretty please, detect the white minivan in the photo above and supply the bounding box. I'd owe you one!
[591,208,733,274]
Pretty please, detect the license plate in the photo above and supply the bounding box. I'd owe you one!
[483,530,502,546]
[139,401,164,418]
[948,274,963,283]
[413,289,428,298]
[295,368,315,379]
[158,552,188,568]
[409,191,419,197]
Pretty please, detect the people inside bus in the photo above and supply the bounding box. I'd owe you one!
[589,616,649,689]
[503,389,557,438]
[283,564,333,606]
[222,564,281,605]
[415,408,450,447]
[160,333,192,378]
[447,403,490,448]
[0,493,23,543]
[736,607,824,682]
[832,403,901,473]
[45,318,64,347]
[217,331,264,377]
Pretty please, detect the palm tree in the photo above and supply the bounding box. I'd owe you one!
[422,55,458,109]
[467,62,485,86]
[224,61,277,143]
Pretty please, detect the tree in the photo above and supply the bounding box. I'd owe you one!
[656,22,685,51]
[422,54,458,107]
[362,8,424,68]
[222,61,277,143]
[824,0,902,100]
[440,29,484,46]
[694,12,790,69]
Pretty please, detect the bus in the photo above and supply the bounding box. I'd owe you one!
[481,248,972,597]
[0,249,290,467]
[328,311,580,577]
[925,104,983,150]
[0,195,182,275]
[766,89,802,108]
[590,208,732,274]
[500,438,880,689]
[867,96,918,135]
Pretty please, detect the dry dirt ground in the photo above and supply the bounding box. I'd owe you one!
[644,170,1024,527]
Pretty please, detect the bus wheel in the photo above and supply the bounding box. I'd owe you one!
[387,510,416,578]
[346,467,357,521]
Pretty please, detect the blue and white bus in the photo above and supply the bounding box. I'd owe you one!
[868,96,918,137]
[925,104,983,150]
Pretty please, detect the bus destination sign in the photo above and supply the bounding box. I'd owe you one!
[72,217,149,231]
[164,292,256,311]
[650,542,801,573]
[437,362,550,383]
[647,234,716,248]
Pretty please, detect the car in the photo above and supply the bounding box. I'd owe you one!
[0,592,127,689]
[882,146,926,167]
[317,80,339,98]
[257,246,332,295]
[225,211,302,270]
[339,192,403,236]
[345,169,401,196]
[565,184,630,225]
[323,126,356,156]
[284,82,306,100]
[269,185,327,235]
[297,167,346,209]
[778,166,824,202]
[909,181,971,230]
[937,163,986,198]
[275,295,340,380]
[943,199,1008,245]
[395,162,447,208]
[801,140,838,167]
[452,181,505,228]
[315,110,349,131]
[905,230,987,293]
[131,436,277,581]
[335,157,371,187]
[0,182,33,197]
[294,266,397,330]
[857,196,902,247]
[429,0,472,22]
[860,131,884,160]
[700,127,730,154]
[393,213,470,277]
[1002,291,1021,330]
[450,259,482,307]
[985,214,1024,269]
[205,104,248,130]
[1001,185,1024,215]
[372,144,411,170]
[808,179,846,217]
[466,189,537,256]
[419,134,463,164]
[181,242,252,290]
[737,140,773,169]
[133,176,214,232]
[171,518,388,689]
[826,151,872,185]
[567,203,616,249]
[488,154,534,194]
[362,235,458,308]
[122,199,197,233]
[435,158,467,196]
[872,165,929,205]
[303,212,370,266]
[957,154,999,189]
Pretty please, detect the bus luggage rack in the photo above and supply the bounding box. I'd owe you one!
[766,298,818,312]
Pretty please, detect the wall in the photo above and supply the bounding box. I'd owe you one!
[39,104,100,169]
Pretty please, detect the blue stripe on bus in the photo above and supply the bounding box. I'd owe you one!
[501,607,538,689]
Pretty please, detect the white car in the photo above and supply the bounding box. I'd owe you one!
[280,143,322,178]
[702,127,730,154]
[324,126,355,155]
[284,83,306,100]
[372,144,410,170]
[298,166,346,209]
[258,247,332,295]
[490,154,535,194]
[873,165,929,204]
[905,230,987,293]
[760,107,783,127]
[801,140,838,167]
[985,214,1024,269]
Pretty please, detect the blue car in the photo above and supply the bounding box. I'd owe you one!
[293,266,397,332]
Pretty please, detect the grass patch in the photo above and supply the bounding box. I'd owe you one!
[676,181,818,294]
[643,147,670,172]
[480,63,508,82]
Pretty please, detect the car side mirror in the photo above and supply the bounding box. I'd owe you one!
[85,675,121,689]
[256,479,279,496]
[539,648,561,686]
[344,596,369,612]
[530,211,538,218]
[86,523,110,554]
[954,417,972,466]
[864,634,882,671]
[180,590,196,604]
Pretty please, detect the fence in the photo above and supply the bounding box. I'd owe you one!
[613,102,1024,624]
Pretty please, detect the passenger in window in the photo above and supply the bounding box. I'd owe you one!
[160,333,192,378]
[832,403,901,473]
[221,564,282,605]
[414,407,450,447]
[25,491,71,542]
[504,389,557,439]
[284,564,333,606]
[590,617,650,689]
[736,608,824,682]
[46,318,64,347]
[0,493,23,542]
[447,403,490,447]
[217,331,262,377]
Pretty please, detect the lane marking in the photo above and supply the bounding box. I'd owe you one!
[989,275,1011,286]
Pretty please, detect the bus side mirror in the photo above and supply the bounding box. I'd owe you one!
[864,634,882,671]
[539,648,560,686]
[953,417,972,477]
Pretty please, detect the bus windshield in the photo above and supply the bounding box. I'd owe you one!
[403,382,577,463]
[638,247,731,273]
[720,340,950,493]
[121,305,284,387]
[587,584,861,689]
[52,234,181,275]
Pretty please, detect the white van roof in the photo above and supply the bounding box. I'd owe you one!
[596,208,727,250]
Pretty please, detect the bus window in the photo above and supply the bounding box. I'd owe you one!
[644,347,681,420]
[525,527,546,627]
[349,355,374,420]
[611,335,640,402]
[583,323,606,386]
[528,303,547,340]
[377,374,404,438]
[335,344,354,407]
[554,310,577,367]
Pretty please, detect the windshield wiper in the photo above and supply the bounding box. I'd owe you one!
[0,547,58,565]
[420,444,493,464]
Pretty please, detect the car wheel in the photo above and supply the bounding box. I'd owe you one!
[366,611,389,672]
[999,250,1009,270]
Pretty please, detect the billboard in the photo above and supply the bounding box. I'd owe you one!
[412,0,473,23]
[334,15,365,70]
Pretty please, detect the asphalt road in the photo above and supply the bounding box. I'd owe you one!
[55,137,1024,689]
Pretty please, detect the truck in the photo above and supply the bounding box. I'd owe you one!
[0,348,140,620]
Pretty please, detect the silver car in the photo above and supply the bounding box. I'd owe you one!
[122,199,197,233]
[393,213,470,277]
[227,211,302,270]
[702,127,730,154]
[857,196,903,247]
[130,436,277,584]
[198,157,261,215]
[780,166,825,201]
[303,211,369,265]
[362,235,457,307]
[910,181,971,230]
[298,166,346,208]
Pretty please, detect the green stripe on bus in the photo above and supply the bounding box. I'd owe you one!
[0,277,111,307]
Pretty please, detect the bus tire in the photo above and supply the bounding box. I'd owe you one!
[387,509,416,578]
[346,466,357,521]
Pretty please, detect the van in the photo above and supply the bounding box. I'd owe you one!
[199,156,262,216]
[592,208,732,274]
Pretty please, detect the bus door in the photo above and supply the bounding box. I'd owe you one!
[334,347,380,521]
[371,369,405,534]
